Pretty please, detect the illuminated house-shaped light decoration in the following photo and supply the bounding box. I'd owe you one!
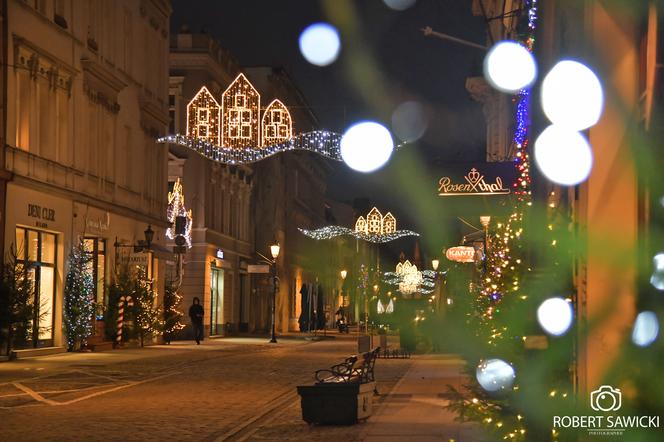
[396,260,423,295]
[382,212,396,234]
[222,73,260,149]
[366,207,383,234]
[262,99,292,146]
[186,86,221,146]
[355,216,367,234]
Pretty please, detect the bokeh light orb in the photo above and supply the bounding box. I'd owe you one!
[391,101,428,142]
[383,0,417,10]
[484,41,537,93]
[632,311,659,347]
[534,124,593,186]
[649,253,664,290]
[476,359,515,392]
[537,297,574,336]
[541,60,603,130]
[340,121,394,173]
[299,23,341,66]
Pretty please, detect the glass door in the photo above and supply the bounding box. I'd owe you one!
[210,267,224,335]
[15,227,57,348]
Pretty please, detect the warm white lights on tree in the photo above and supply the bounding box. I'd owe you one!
[541,60,604,130]
[484,41,537,93]
[476,359,515,392]
[631,311,659,347]
[299,23,341,67]
[340,121,394,173]
[536,297,573,336]
[534,124,593,186]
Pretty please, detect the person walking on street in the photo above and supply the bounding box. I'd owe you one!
[189,297,204,345]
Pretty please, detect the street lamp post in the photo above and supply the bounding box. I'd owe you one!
[431,258,440,313]
[113,225,155,266]
[340,269,348,308]
[269,242,280,343]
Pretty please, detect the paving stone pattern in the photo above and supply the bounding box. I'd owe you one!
[0,339,411,442]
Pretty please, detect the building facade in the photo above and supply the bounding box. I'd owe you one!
[517,1,664,404]
[247,67,334,334]
[3,0,171,349]
[168,30,254,337]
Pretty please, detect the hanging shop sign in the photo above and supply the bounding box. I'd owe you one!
[445,246,476,263]
[247,264,270,274]
[437,163,515,197]
[216,249,224,259]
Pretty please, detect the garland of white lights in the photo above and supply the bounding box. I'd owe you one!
[383,272,436,295]
[298,225,419,244]
[159,131,341,165]
[158,132,409,166]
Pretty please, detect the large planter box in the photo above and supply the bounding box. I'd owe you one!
[296,381,375,425]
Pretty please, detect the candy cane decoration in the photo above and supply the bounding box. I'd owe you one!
[116,295,134,345]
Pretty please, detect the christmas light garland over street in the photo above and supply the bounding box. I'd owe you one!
[298,225,419,243]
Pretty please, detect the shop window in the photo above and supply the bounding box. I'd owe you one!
[84,238,106,318]
[15,227,57,347]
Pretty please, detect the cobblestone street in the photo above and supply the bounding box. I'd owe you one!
[0,338,415,442]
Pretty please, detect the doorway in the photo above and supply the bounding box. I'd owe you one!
[15,227,57,348]
[210,267,224,335]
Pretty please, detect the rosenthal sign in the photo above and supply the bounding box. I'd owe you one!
[438,168,510,196]
[446,246,476,263]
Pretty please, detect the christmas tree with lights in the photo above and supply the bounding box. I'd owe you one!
[133,268,163,347]
[64,241,95,351]
[163,276,185,344]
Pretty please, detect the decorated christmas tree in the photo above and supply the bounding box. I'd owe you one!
[163,276,185,344]
[133,268,163,347]
[64,241,95,351]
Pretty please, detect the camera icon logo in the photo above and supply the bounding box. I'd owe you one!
[590,385,622,412]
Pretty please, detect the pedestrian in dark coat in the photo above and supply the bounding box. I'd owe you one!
[189,297,204,345]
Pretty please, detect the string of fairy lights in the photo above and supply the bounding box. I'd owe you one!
[458,2,545,441]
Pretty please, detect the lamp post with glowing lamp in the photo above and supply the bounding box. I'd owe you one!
[269,242,280,343]
[431,258,441,313]
[340,269,348,308]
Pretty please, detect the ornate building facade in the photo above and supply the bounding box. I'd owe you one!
[168,30,253,337]
[2,0,171,350]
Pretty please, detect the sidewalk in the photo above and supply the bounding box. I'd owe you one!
[361,354,488,442]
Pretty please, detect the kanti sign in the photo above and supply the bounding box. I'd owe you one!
[446,246,476,263]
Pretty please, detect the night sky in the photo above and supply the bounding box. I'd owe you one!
[171,0,488,238]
